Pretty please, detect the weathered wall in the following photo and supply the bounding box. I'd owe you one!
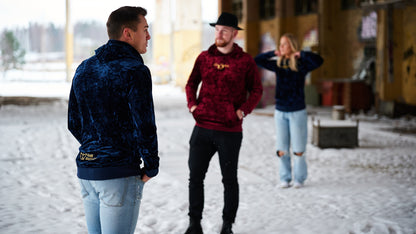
[153,0,201,86]
[173,30,202,87]
[213,0,416,113]
[319,1,365,80]
[284,14,321,84]
[402,6,416,105]
[153,34,172,83]
[174,0,202,87]
[153,0,173,83]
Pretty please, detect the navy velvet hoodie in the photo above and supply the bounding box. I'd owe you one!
[255,51,323,112]
[68,39,159,180]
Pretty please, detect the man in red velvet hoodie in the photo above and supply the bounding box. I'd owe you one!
[184,12,263,234]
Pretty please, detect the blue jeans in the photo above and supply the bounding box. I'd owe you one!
[79,176,145,234]
[274,109,308,184]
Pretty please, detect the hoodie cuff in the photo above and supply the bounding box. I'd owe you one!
[145,168,159,178]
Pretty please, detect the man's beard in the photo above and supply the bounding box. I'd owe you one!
[215,39,231,47]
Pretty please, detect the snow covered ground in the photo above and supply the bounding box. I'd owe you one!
[1,79,416,234]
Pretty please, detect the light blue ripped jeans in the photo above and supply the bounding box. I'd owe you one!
[274,109,308,184]
[79,176,145,234]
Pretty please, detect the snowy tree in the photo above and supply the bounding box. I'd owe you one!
[0,30,26,76]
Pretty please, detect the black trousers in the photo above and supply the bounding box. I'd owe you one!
[188,126,243,223]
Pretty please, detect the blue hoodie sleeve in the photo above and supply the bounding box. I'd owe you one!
[68,83,82,143]
[254,50,279,72]
[127,67,159,177]
[298,51,324,73]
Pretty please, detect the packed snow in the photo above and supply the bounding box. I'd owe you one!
[1,79,416,234]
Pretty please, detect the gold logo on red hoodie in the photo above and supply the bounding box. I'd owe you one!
[213,63,229,70]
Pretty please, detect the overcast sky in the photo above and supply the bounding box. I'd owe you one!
[0,0,218,30]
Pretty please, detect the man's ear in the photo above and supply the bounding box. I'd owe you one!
[121,27,132,41]
[232,30,238,39]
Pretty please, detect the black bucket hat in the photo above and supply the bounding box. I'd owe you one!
[209,12,243,30]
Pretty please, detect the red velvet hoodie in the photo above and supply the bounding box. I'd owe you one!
[186,43,263,132]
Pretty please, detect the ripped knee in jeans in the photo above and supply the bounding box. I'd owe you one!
[276,150,285,157]
[294,152,304,157]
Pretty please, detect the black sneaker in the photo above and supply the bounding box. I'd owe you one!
[184,219,203,234]
[220,221,233,234]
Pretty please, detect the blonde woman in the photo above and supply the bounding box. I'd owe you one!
[255,33,323,189]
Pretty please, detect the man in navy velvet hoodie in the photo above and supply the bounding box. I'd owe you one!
[68,6,159,234]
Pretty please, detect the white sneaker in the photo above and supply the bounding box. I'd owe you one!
[279,181,290,189]
[293,182,304,189]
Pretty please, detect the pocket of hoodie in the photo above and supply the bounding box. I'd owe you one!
[192,101,238,126]
[223,103,239,126]
[191,103,204,122]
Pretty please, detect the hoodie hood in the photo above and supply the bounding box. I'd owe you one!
[95,39,144,64]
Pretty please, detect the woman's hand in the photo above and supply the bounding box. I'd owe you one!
[293,51,301,58]
[274,50,282,57]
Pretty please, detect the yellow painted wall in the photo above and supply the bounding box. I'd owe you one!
[282,14,318,47]
[282,14,321,83]
[336,9,366,78]
[392,8,404,102]
[172,0,202,87]
[153,34,172,83]
[256,14,318,56]
[319,0,337,79]
[216,0,416,110]
[173,30,202,87]
[153,0,173,84]
[153,0,201,86]
[321,5,365,80]
[376,10,387,101]
[376,8,402,102]
[402,6,416,105]
[245,21,260,56]
[259,18,280,44]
